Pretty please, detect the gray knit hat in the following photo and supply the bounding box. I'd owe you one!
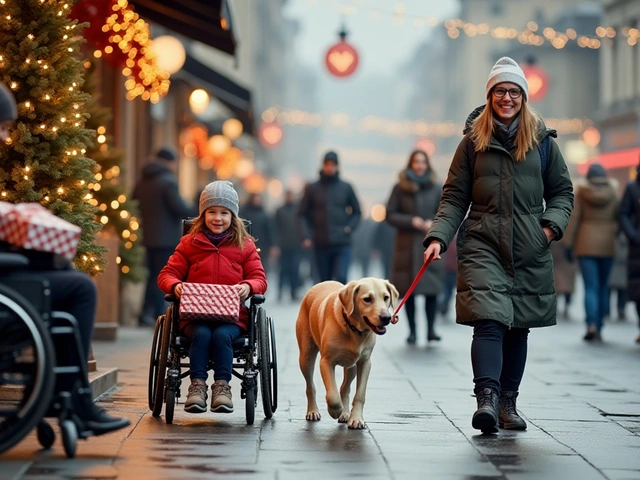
[486,57,529,101]
[199,180,239,216]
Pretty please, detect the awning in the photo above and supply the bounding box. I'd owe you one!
[180,54,254,134]
[578,147,640,174]
[129,0,236,55]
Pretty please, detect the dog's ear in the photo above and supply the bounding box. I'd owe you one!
[385,280,400,309]
[339,281,360,316]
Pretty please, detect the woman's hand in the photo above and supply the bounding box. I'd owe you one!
[542,226,555,243]
[235,283,251,302]
[424,240,442,262]
[173,283,183,298]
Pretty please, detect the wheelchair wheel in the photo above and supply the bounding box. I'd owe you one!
[60,419,77,458]
[245,386,255,425]
[165,389,175,425]
[268,316,278,413]
[153,308,174,418]
[37,420,55,449]
[148,317,162,410]
[257,308,272,419]
[0,285,56,454]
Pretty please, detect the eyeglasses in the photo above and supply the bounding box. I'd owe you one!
[493,87,523,99]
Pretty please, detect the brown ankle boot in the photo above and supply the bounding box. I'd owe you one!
[472,388,498,434]
[499,391,527,430]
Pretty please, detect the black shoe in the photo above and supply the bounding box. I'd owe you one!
[472,388,499,434]
[84,404,130,436]
[427,333,441,342]
[406,332,416,345]
[499,391,527,430]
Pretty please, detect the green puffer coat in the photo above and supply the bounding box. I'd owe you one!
[424,108,574,329]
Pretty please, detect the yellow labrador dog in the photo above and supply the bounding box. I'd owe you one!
[296,278,399,429]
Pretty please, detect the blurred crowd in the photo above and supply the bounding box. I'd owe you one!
[133,146,640,347]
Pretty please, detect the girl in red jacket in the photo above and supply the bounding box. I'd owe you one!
[158,181,267,414]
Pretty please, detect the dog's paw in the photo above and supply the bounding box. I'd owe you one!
[306,411,321,421]
[347,417,366,430]
[338,412,350,423]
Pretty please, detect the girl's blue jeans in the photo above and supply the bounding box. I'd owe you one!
[183,322,242,382]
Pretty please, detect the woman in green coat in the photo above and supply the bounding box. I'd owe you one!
[423,57,574,434]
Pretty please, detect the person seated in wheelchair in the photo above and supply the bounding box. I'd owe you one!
[0,83,129,436]
[158,181,267,414]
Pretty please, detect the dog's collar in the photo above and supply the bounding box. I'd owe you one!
[342,310,365,336]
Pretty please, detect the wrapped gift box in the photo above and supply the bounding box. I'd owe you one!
[0,202,81,260]
[179,283,240,323]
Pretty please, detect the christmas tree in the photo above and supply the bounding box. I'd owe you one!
[0,0,106,274]
[82,61,146,282]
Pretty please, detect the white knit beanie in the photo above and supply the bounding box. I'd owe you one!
[486,57,529,101]
[199,181,239,216]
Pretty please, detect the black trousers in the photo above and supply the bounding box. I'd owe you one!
[405,294,438,336]
[278,247,301,299]
[471,320,529,396]
[141,247,174,322]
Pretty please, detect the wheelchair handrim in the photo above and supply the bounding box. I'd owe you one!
[0,293,49,419]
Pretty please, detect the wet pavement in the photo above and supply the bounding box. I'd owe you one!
[2,278,640,480]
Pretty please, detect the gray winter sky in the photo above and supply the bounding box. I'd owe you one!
[283,0,459,77]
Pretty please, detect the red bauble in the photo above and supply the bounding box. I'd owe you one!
[521,64,549,103]
[325,40,359,78]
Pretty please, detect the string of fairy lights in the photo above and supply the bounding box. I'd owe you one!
[262,107,592,138]
[309,0,640,49]
[91,0,169,103]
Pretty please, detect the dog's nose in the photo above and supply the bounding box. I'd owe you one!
[379,312,391,325]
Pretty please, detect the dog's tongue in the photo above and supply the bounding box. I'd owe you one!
[373,325,387,335]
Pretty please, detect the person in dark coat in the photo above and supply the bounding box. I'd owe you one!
[619,161,640,344]
[386,150,444,344]
[352,217,376,278]
[298,151,362,284]
[132,147,196,326]
[0,82,130,435]
[563,164,619,341]
[239,193,277,266]
[424,57,574,433]
[273,190,302,300]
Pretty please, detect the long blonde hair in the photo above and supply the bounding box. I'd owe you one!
[189,212,254,249]
[469,100,543,162]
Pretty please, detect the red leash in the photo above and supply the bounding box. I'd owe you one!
[391,256,434,324]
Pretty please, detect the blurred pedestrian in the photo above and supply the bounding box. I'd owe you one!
[608,232,628,321]
[563,164,618,341]
[550,240,577,319]
[439,232,458,320]
[352,217,376,277]
[423,57,574,433]
[619,161,640,344]
[372,219,395,279]
[386,149,444,344]
[132,147,196,327]
[298,151,361,284]
[240,193,278,268]
[274,190,302,301]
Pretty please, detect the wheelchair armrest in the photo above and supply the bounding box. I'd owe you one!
[250,294,265,306]
[164,293,178,303]
[0,252,29,270]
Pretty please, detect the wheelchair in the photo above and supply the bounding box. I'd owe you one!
[148,293,277,425]
[0,253,93,458]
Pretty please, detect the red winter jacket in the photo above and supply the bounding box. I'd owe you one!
[157,232,267,331]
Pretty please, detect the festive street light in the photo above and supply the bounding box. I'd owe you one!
[151,35,186,74]
[222,118,243,140]
[189,89,210,115]
[208,135,231,156]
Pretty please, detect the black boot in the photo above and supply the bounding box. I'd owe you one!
[472,388,498,433]
[499,391,527,430]
[406,317,416,345]
[74,387,130,436]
